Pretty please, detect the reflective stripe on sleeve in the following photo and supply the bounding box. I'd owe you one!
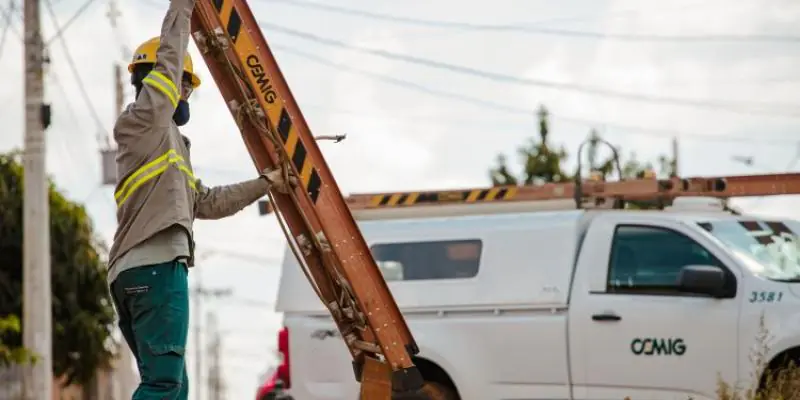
[115,149,197,207]
[142,70,179,108]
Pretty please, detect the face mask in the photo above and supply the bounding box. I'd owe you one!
[173,99,190,126]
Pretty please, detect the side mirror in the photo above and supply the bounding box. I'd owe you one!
[677,265,727,298]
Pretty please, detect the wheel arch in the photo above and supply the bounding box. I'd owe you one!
[413,356,460,399]
[760,345,800,390]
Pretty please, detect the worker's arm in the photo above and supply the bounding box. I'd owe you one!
[194,178,270,220]
[194,169,297,220]
[115,0,194,141]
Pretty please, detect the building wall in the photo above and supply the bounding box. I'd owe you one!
[0,365,23,399]
[0,364,122,400]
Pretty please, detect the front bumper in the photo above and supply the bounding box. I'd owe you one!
[256,377,294,400]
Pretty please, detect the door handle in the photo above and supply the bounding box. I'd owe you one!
[591,313,621,322]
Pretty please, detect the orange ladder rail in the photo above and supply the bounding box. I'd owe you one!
[189,0,424,397]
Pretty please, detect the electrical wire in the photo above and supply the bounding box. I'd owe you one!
[133,0,799,115]
[128,1,799,141]
[43,0,98,46]
[0,0,21,58]
[270,44,799,146]
[776,142,800,174]
[133,0,800,118]
[106,0,132,61]
[0,12,9,59]
[43,0,107,143]
[737,146,800,210]
[198,246,283,266]
[259,22,800,118]
[47,67,98,182]
[219,296,275,309]
[258,0,800,44]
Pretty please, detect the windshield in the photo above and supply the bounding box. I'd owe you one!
[698,219,800,282]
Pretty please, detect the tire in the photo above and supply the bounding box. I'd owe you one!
[419,382,458,400]
[391,381,458,400]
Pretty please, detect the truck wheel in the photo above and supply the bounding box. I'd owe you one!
[391,381,458,400]
[419,381,458,400]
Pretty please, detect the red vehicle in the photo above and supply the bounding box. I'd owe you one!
[256,327,293,400]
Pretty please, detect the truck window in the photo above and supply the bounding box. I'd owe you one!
[698,219,800,282]
[370,239,482,281]
[607,225,722,294]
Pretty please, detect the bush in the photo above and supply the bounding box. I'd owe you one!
[0,315,35,367]
[714,315,800,400]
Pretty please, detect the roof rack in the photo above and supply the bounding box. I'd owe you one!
[255,172,800,220]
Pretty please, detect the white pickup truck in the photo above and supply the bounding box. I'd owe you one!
[267,198,800,400]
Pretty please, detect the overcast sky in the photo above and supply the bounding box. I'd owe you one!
[1,0,799,398]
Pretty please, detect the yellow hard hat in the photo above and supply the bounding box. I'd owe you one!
[128,37,201,88]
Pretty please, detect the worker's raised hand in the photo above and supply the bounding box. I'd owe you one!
[261,168,298,194]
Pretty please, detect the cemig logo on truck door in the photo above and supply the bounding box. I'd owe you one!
[630,337,686,356]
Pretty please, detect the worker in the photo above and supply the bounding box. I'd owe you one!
[107,0,295,398]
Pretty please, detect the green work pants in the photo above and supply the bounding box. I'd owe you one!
[111,260,190,400]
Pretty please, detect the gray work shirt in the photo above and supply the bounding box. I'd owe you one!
[107,224,190,285]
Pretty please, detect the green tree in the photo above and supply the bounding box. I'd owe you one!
[489,105,570,186]
[488,107,673,187]
[0,152,116,385]
[0,315,36,367]
[581,132,679,210]
[585,129,618,178]
[584,130,676,179]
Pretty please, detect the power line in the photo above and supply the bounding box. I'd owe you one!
[43,0,97,46]
[43,0,107,143]
[219,296,274,309]
[46,67,97,181]
[281,100,799,148]
[0,9,9,59]
[734,144,800,209]
[257,0,800,44]
[198,246,283,266]
[132,0,799,116]
[259,22,800,118]
[0,0,21,58]
[270,44,798,146]
[106,0,132,61]
[776,142,800,174]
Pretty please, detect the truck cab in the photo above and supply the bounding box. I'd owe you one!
[273,198,800,399]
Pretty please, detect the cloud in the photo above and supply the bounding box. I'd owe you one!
[316,27,444,192]
[3,0,800,398]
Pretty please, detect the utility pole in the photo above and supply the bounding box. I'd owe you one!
[22,0,52,397]
[192,256,232,400]
[100,64,121,185]
[207,312,225,400]
[194,275,203,400]
[114,64,124,123]
[671,136,679,177]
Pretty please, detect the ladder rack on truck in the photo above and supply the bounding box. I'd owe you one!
[258,172,800,220]
[189,1,423,398]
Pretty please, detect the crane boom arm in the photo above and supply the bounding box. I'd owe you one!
[189,1,424,398]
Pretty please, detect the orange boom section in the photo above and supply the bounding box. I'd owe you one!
[256,172,800,219]
[346,172,800,209]
[189,0,423,398]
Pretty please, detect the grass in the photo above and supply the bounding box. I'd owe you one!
[713,315,800,400]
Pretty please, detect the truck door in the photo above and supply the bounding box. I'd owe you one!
[570,216,741,400]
